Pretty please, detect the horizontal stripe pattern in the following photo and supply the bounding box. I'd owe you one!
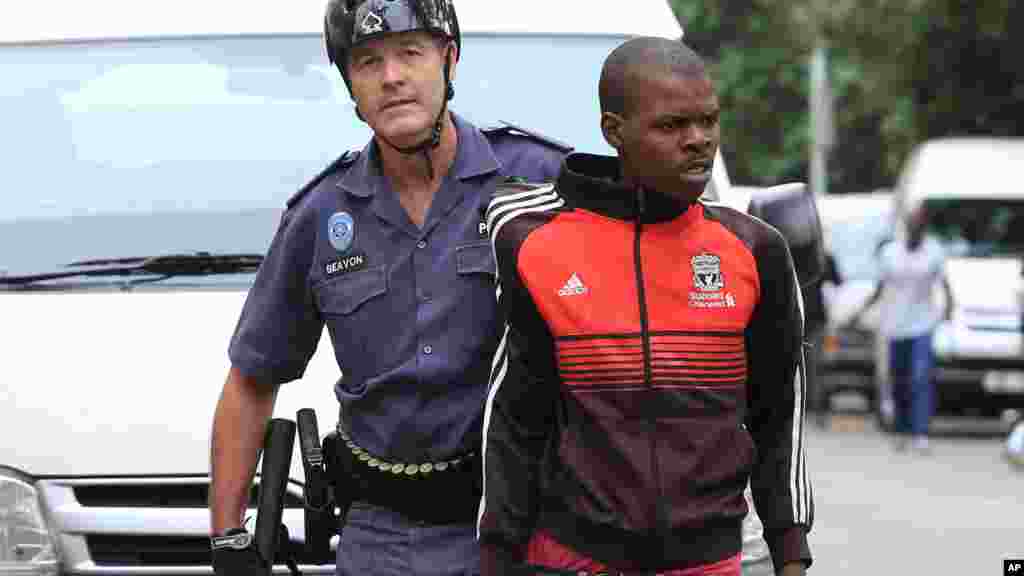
[556,331,746,391]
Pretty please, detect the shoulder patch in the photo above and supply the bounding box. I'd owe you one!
[482,121,574,154]
[285,150,360,210]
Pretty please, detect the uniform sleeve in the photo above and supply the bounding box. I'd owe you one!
[477,212,560,576]
[228,207,324,384]
[744,230,814,570]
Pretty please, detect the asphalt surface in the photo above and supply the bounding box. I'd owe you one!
[805,411,1023,575]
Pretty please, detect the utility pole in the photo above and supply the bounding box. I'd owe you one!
[809,42,834,196]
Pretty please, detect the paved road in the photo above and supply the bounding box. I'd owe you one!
[805,414,1023,575]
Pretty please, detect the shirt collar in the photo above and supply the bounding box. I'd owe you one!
[335,112,501,198]
[556,153,698,224]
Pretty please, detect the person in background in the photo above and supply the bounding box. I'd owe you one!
[846,205,952,454]
[743,250,838,575]
[803,251,842,427]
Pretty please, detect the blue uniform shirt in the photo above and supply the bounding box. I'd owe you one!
[229,113,566,462]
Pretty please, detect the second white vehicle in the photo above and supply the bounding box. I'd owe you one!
[893,137,1024,417]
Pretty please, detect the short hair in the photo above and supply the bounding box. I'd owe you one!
[599,37,708,116]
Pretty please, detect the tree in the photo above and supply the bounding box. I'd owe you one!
[671,0,1023,193]
[671,0,814,187]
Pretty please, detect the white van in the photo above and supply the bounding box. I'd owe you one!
[893,137,1024,415]
[1,1,744,575]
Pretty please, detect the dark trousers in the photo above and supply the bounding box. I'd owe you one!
[888,332,934,436]
[335,502,479,576]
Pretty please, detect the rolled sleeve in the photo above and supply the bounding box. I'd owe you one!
[228,209,323,384]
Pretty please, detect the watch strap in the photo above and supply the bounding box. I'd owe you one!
[211,528,253,551]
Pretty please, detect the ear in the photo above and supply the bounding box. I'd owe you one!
[601,111,625,151]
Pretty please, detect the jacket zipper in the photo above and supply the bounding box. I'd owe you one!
[632,189,667,535]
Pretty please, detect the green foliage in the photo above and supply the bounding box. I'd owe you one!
[670,0,1023,193]
[671,0,813,186]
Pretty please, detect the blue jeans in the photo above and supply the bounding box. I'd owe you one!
[888,333,934,436]
[335,502,480,576]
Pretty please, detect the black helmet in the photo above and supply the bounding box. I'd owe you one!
[324,0,461,93]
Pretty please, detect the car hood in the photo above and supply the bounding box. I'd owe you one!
[946,257,1022,330]
[0,288,341,480]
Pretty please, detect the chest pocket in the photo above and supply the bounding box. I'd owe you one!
[314,265,388,316]
[456,241,496,278]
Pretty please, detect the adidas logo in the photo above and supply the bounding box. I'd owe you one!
[558,273,588,297]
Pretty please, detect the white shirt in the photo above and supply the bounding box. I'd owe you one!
[877,235,946,339]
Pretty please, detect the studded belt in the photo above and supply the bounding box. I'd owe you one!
[336,426,476,479]
[334,426,481,524]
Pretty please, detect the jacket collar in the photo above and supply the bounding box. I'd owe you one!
[556,153,697,224]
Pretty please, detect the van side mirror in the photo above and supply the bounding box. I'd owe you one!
[747,182,825,289]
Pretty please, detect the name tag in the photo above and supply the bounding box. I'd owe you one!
[325,252,368,277]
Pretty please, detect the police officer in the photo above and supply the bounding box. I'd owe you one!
[207,1,568,575]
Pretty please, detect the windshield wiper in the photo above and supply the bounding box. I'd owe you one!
[0,252,263,287]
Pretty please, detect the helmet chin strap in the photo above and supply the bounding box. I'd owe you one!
[371,45,454,181]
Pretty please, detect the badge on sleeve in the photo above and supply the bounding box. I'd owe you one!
[328,212,355,253]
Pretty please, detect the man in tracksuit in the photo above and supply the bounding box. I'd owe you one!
[477,37,814,576]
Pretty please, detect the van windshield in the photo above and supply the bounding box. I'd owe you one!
[924,198,1024,258]
[0,33,620,281]
[822,199,895,282]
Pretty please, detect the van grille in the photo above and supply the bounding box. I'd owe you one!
[73,482,304,508]
[86,535,211,566]
[39,477,335,575]
[86,534,327,567]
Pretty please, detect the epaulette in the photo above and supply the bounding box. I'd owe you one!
[285,150,360,210]
[482,121,574,154]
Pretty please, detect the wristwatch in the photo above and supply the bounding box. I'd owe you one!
[210,528,253,551]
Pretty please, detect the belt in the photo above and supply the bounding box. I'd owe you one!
[334,426,481,524]
[337,426,476,478]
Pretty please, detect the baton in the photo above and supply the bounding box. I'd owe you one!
[254,418,296,573]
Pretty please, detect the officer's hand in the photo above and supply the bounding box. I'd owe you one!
[212,546,266,576]
[211,530,266,576]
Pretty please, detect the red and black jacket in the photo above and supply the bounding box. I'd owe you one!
[477,153,813,574]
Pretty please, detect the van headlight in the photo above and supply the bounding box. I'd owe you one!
[0,470,59,575]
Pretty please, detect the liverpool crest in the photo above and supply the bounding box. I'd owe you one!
[691,253,724,292]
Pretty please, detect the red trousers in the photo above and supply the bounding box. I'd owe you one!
[525,530,741,576]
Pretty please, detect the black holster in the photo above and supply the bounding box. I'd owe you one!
[329,436,482,525]
[322,430,357,527]
[295,410,349,564]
